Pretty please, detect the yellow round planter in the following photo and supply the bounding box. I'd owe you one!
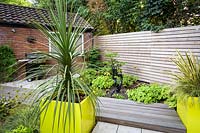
[177,97,200,133]
[40,96,96,133]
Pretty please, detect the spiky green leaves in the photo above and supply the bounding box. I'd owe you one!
[172,51,200,98]
[32,0,97,132]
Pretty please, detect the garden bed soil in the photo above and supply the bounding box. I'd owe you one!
[106,80,149,99]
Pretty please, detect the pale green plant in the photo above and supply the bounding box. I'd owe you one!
[30,0,97,132]
[171,51,200,99]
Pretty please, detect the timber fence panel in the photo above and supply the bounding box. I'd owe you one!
[96,26,200,84]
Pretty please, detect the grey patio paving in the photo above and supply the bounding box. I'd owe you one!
[92,122,163,133]
[1,78,49,89]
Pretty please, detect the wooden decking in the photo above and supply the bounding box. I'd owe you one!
[96,97,186,133]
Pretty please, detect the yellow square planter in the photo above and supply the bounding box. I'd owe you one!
[40,96,96,133]
[177,97,200,133]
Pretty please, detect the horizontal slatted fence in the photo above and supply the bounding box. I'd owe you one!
[96,26,200,84]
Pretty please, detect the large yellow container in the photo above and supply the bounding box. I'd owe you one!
[177,97,200,133]
[40,96,96,133]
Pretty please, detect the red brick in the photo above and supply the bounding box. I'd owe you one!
[0,26,93,80]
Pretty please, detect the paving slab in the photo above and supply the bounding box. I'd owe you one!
[142,129,163,133]
[92,122,118,133]
[117,125,141,133]
[1,78,49,89]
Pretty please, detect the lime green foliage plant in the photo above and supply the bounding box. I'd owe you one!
[93,88,106,97]
[92,76,114,90]
[0,0,32,7]
[171,51,200,99]
[0,45,16,83]
[127,84,169,104]
[123,74,138,88]
[80,68,98,86]
[98,65,112,76]
[6,125,32,133]
[165,94,177,108]
[112,93,125,99]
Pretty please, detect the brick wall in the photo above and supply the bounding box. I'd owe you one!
[0,26,49,60]
[0,26,93,59]
[0,25,93,80]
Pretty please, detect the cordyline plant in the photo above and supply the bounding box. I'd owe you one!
[30,0,97,132]
[171,51,200,100]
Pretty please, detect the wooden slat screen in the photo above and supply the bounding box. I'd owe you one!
[96,26,200,84]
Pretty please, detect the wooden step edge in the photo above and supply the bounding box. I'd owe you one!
[98,97,170,109]
[98,108,180,122]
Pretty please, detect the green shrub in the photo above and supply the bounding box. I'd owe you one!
[80,68,98,86]
[0,45,16,83]
[127,84,169,104]
[0,94,21,122]
[105,52,125,73]
[86,48,101,68]
[123,74,138,88]
[0,87,32,122]
[0,96,17,122]
[92,76,114,90]
[98,65,112,76]
[2,107,39,133]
